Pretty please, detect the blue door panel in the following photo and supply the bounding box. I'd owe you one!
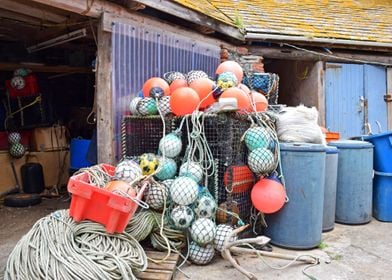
[364,65,387,133]
[326,63,364,139]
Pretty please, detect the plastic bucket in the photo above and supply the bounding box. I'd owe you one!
[70,138,92,169]
[373,171,392,222]
[362,132,392,173]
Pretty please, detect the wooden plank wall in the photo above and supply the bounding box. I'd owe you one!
[96,17,114,164]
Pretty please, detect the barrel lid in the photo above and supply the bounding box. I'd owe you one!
[360,131,392,141]
[279,142,327,152]
[328,140,373,149]
[325,146,338,154]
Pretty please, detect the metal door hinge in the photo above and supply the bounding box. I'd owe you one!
[384,94,392,102]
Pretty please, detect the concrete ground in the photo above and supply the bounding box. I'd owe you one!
[1,198,391,280]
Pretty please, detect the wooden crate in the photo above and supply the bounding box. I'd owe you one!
[135,251,180,280]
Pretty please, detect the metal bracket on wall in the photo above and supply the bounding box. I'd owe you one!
[384,94,392,102]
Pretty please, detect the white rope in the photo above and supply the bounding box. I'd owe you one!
[5,210,147,280]
[74,164,112,188]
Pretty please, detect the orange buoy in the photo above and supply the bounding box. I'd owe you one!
[170,87,200,116]
[251,178,286,214]
[169,79,188,93]
[220,87,251,111]
[250,91,268,112]
[189,78,216,109]
[216,61,243,83]
[142,77,170,97]
[238,83,250,94]
[104,180,137,197]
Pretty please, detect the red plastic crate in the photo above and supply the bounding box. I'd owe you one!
[6,74,40,98]
[67,164,146,234]
[0,130,32,150]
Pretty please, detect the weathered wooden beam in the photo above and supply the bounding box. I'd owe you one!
[29,0,243,41]
[249,46,392,66]
[96,16,114,164]
[132,0,244,41]
[102,12,225,48]
[0,8,44,25]
[28,0,128,18]
[0,62,92,73]
[387,68,392,130]
[2,0,67,23]
[246,32,392,52]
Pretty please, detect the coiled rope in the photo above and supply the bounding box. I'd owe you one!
[5,210,147,280]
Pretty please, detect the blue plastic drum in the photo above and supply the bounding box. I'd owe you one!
[329,140,373,224]
[264,143,326,249]
[322,146,339,232]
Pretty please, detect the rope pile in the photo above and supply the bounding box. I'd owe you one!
[125,210,187,253]
[5,210,147,280]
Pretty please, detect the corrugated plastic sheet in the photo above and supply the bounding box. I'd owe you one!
[111,22,220,160]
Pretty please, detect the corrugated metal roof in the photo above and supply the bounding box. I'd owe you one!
[173,0,392,44]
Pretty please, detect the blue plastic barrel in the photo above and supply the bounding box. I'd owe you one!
[362,132,392,173]
[329,140,373,224]
[70,138,92,169]
[264,143,326,249]
[373,171,392,222]
[322,146,339,232]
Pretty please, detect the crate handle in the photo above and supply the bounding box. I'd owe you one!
[130,197,149,209]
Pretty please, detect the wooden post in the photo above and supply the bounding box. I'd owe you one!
[317,61,326,127]
[387,68,392,130]
[96,16,114,164]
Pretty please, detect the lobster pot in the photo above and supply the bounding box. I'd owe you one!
[176,113,254,224]
[329,140,373,225]
[121,115,177,157]
[242,73,279,105]
[322,146,339,232]
[265,143,326,249]
[121,113,255,223]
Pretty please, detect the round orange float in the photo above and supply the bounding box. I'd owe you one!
[216,60,244,83]
[142,77,170,97]
[170,87,200,116]
[104,180,137,197]
[250,91,268,112]
[189,78,216,109]
[220,87,251,111]
[251,178,286,214]
[169,79,188,93]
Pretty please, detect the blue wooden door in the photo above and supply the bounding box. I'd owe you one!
[364,65,388,134]
[326,63,387,138]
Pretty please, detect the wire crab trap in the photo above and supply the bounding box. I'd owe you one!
[120,112,279,228]
[243,73,280,105]
[121,115,177,157]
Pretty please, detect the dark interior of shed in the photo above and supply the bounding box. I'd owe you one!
[0,1,98,198]
[0,1,97,138]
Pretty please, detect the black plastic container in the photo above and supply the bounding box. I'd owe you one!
[21,163,45,194]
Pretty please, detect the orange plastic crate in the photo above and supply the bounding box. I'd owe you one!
[67,164,146,234]
[326,132,340,143]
